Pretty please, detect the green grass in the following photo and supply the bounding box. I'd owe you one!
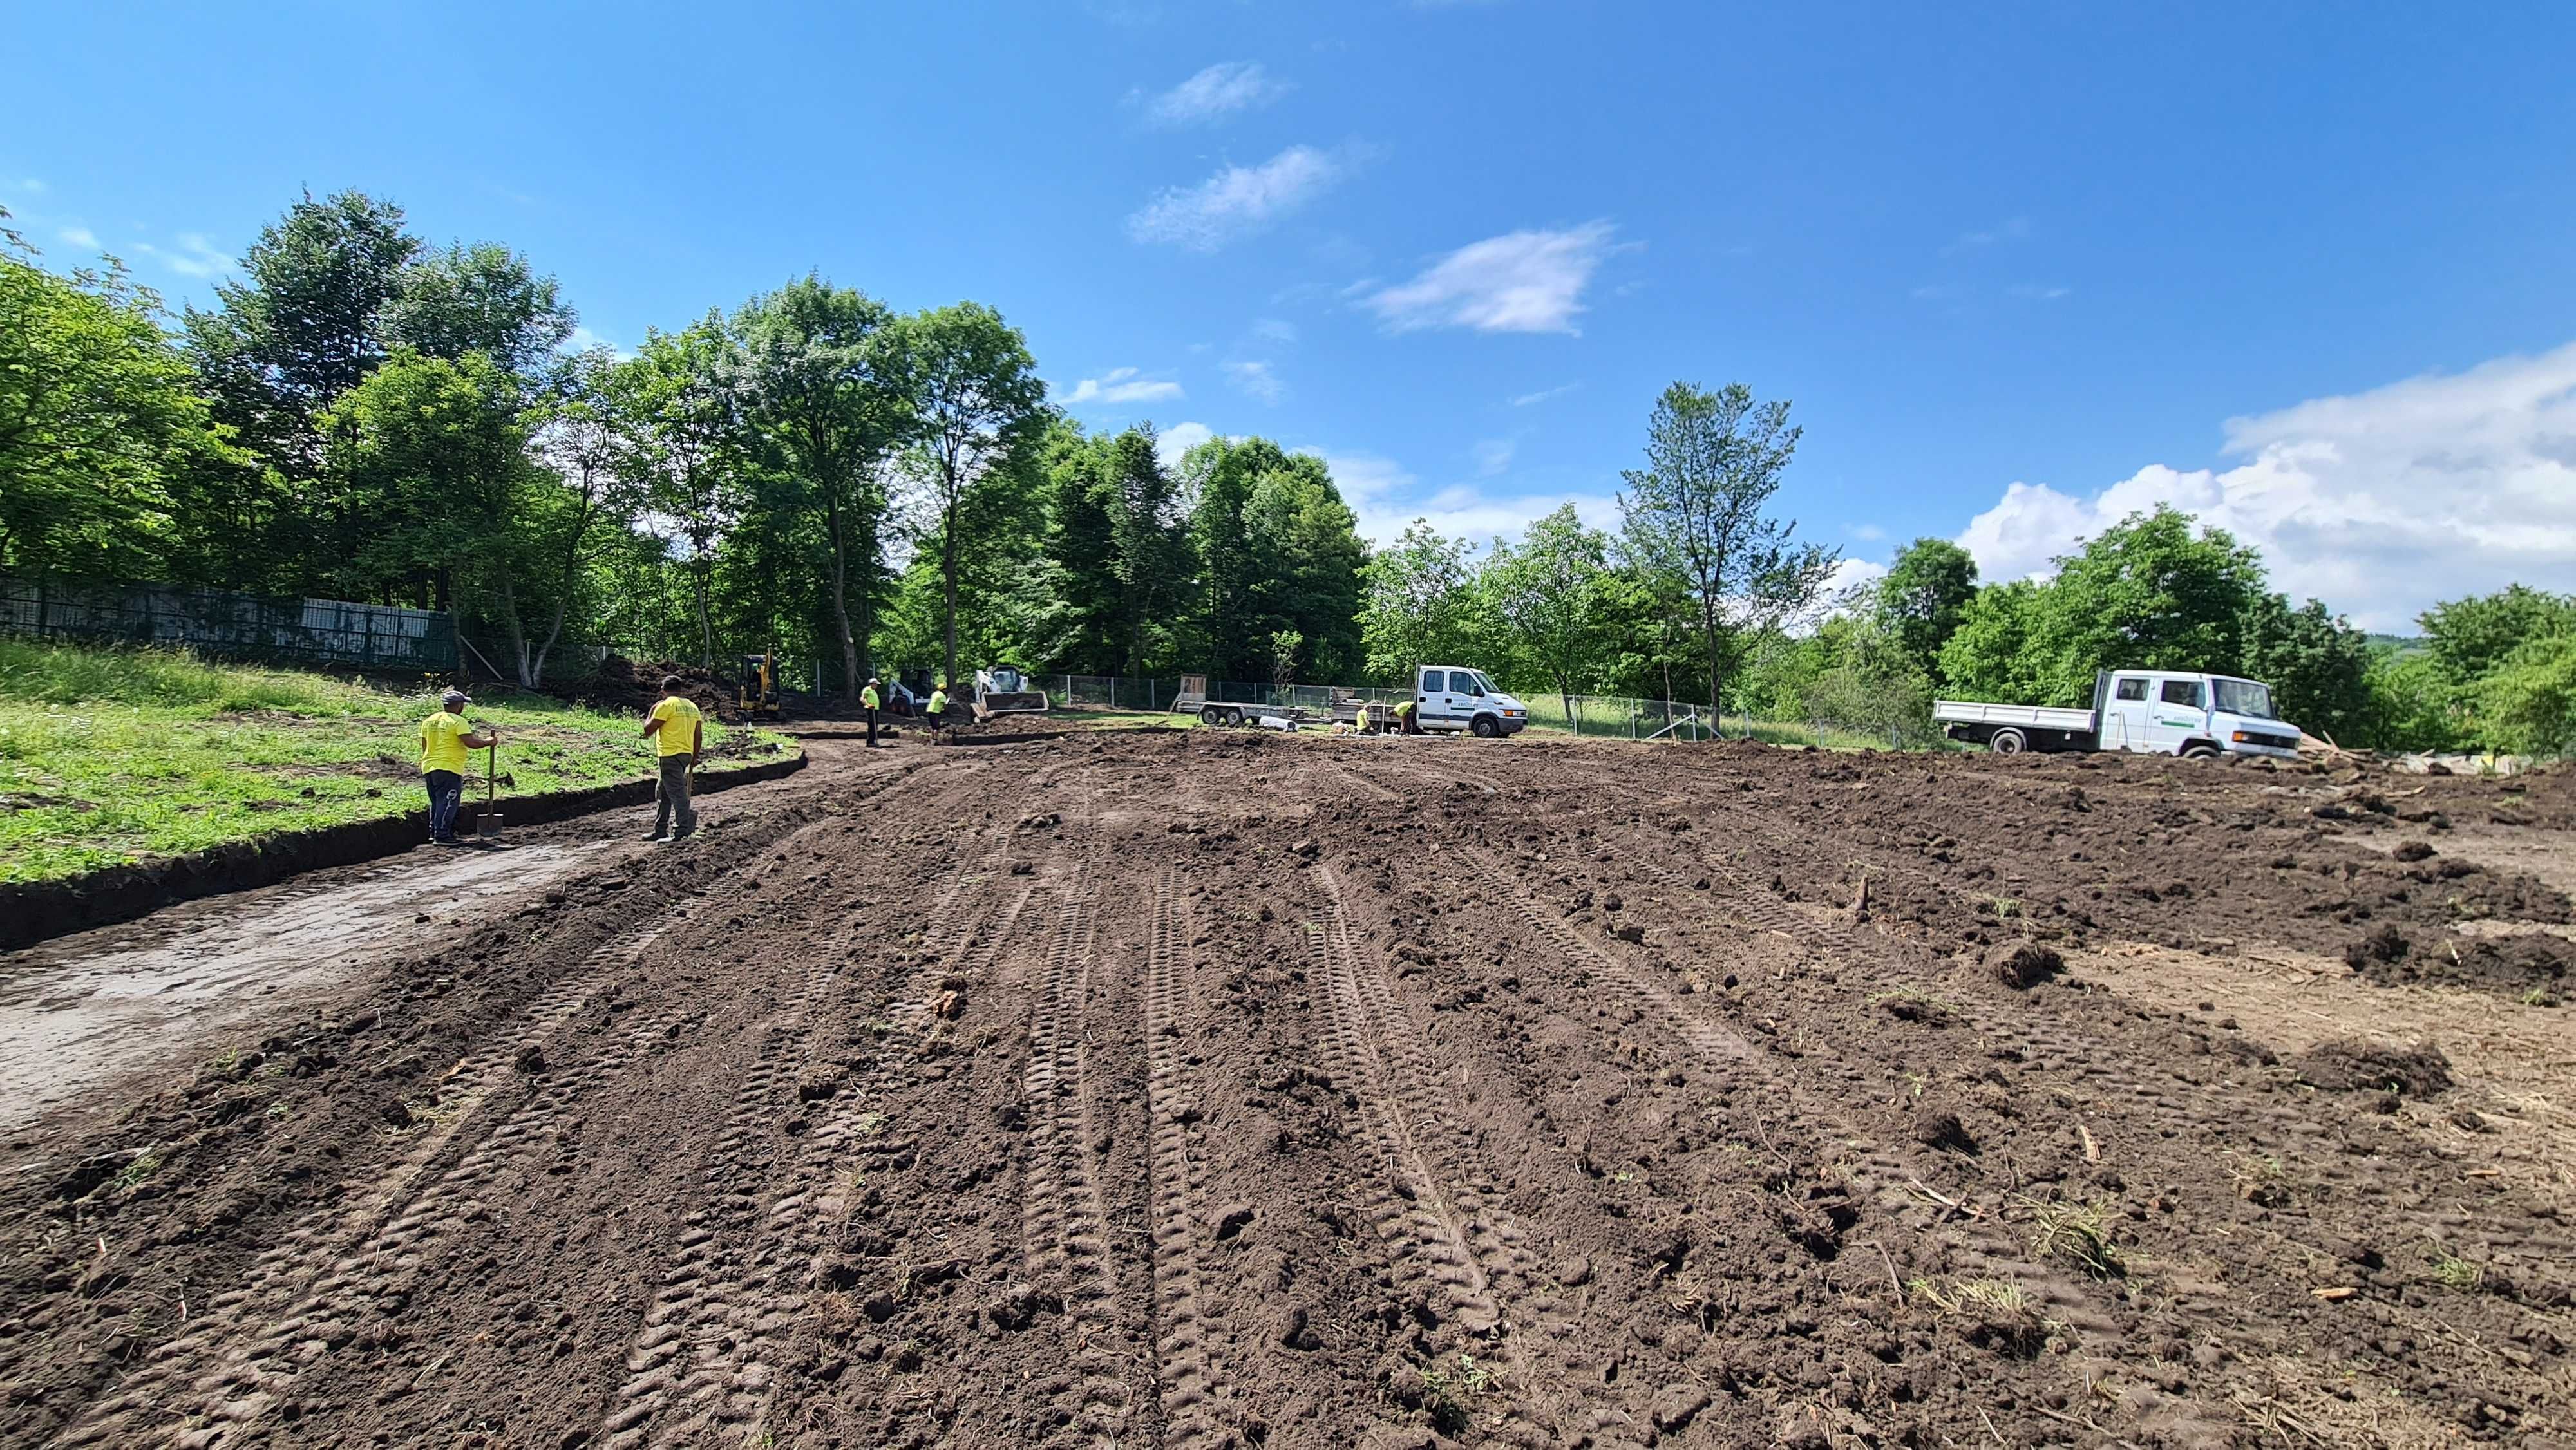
[1045,706,1198,731]
[0,639,795,883]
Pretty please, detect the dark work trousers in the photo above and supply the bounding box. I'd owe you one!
[424,770,464,842]
[866,708,879,746]
[654,754,697,838]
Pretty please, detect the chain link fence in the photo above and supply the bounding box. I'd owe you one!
[1,575,457,673]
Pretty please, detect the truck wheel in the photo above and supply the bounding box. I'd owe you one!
[1471,715,1501,739]
[2183,743,2220,760]
[1990,728,2027,755]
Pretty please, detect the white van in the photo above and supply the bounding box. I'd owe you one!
[1410,664,1529,737]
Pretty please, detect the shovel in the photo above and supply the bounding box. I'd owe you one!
[480,740,504,839]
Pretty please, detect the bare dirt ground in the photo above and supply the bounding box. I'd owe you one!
[2,731,2570,1449]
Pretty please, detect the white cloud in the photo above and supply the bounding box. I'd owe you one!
[2008,283,2072,301]
[1300,446,1616,548]
[1472,438,1515,476]
[563,324,629,359]
[134,232,234,279]
[1250,317,1298,344]
[1848,522,1886,542]
[1222,359,1284,404]
[57,225,99,249]
[1126,146,1346,251]
[1060,366,1185,405]
[1366,221,1620,334]
[1143,61,1291,126]
[1155,421,1215,467]
[1956,341,2576,630]
[1510,382,1580,407]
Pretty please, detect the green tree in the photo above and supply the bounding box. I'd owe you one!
[184,189,419,479]
[513,348,647,684]
[889,303,1046,686]
[1803,615,1940,747]
[732,276,902,699]
[1874,537,1979,681]
[2420,585,2576,688]
[1616,381,1837,726]
[1937,578,2050,703]
[0,221,234,579]
[1360,520,1474,682]
[2477,636,2576,758]
[1483,503,1611,723]
[2019,506,2268,702]
[2238,594,2371,745]
[381,240,574,375]
[316,348,527,640]
[2356,648,2462,754]
[615,319,737,668]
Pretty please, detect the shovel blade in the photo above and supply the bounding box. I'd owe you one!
[481,811,504,837]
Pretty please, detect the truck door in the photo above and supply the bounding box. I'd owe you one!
[1417,668,1448,727]
[2101,674,2150,751]
[2150,677,2206,752]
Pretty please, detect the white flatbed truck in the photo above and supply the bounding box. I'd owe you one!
[1935,669,2303,760]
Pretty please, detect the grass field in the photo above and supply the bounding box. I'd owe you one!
[0,641,795,883]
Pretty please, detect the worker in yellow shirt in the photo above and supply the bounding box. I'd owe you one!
[419,688,497,846]
[860,675,882,748]
[641,675,706,842]
[925,681,950,733]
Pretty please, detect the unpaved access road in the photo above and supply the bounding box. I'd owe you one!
[3,731,2571,1449]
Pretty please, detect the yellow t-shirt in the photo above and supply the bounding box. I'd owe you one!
[649,696,703,757]
[861,685,880,710]
[420,711,473,775]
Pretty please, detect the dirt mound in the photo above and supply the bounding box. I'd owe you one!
[1984,939,2065,988]
[574,655,734,722]
[2292,1037,2454,1095]
[2347,924,2570,997]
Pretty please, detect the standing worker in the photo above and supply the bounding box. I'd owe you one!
[860,675,882,748]
[925,680,949,733]
[641,675,705,842]
[419,688,497,847]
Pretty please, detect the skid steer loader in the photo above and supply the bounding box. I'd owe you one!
[974,666,1050,718]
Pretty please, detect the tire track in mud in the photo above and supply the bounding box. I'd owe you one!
[1466,844,2128,1354]
[1304,865,1642,1447]
[596,769,1048,1449]
[48,822,815,1450]
[1018,795,1148,1445]
[1142,863,1225,1449]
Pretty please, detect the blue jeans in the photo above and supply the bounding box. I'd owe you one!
[425,770,464,842]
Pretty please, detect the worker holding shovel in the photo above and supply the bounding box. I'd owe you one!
[642,675,705,842]
[419,688,497,847]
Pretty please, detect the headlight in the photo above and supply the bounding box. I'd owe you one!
[2231,730,2248,742]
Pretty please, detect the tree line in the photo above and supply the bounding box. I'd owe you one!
[3,192,2569,753]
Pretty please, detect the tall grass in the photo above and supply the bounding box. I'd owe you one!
[0,639,390,714]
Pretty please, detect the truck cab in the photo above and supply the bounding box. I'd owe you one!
[1413,664,1528,737]
[2092,670,2301,760]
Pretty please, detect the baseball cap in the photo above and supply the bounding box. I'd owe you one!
[441,688,469,704]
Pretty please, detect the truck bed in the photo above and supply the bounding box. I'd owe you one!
[1932,699,2097,731]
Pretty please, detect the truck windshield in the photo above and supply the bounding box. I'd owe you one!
[1466,671,1494,695]
[2211,678,2276,719]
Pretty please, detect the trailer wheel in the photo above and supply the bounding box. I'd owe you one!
[1224,707,1245,726]
[1198,705,1223,726]
[1990,727,2027,755]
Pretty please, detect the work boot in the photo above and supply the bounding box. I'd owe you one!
[645,830,668,843]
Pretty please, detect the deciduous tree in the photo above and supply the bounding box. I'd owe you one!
[1616,381,1837,728]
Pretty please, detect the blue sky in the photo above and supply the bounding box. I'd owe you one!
[12,0,2576,628]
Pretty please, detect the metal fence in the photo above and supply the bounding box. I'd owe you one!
[1010,673,1740,741]
[0,576,457,672]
